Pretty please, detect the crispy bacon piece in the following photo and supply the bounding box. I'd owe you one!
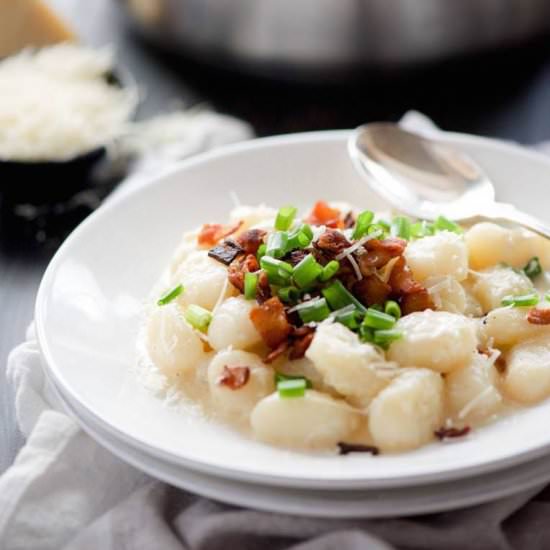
[527,308,550,325]
[250,297,292,349]
[289,326,316,360]
[352,275,392,307]
[434,426,471,440]
[401,288,434,316]
[228,254,259,292]
[256,271,272,303]
[218,365,250,389]
[264,341,289,364]
[495,355,507,374]
[306,200,342,228]
[198,221,243,248]
[285,249,309,266]
[359,238,407,271]
[315,229,351,256]
[343,211,355,229]
[235,228,266,255]
[208,240,244,265]
[388,256,424,295]
[337,442,380,456]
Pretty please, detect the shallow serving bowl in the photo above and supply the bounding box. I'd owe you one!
[35,130,550,490]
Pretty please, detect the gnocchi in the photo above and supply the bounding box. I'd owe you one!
[141,201,550,456]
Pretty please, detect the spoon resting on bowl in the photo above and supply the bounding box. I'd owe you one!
[348,123,550,239]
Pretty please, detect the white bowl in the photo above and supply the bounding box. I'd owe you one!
[36,130,550,490]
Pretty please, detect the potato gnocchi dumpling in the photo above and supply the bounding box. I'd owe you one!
[142,201,550,456]
[388,311,477,373]
[369,369,444,452]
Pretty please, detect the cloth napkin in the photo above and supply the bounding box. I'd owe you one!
[3,111,550,550]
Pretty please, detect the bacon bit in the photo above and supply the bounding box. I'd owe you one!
[337,442,380,456]
[352,275,392,307]
[218,365,250,389]
[198,221,243,248]
[285,249,309,266]
[527,308,550,325]
[315,229,351,255]
[495,355,507,374]
[289,331,314,360]
[264,341,289,364]
[434,426,471,440]
[389,256,424,295]
[250,297,292,349]
[359,238,407,271]
[256,271,272,303]
[208,240,244,265]
[236,228,266,255]
[343,211,356,229]
[401,288,434,315]
[306,200,342,228]
[228,254,259,292]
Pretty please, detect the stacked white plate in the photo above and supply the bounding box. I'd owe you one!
[35,131,550,518]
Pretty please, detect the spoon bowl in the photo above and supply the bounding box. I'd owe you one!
[349,123,550,238]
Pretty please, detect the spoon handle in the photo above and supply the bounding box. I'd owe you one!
[475,202,550,239]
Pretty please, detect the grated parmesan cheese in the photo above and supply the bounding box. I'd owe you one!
[0,43,138,161]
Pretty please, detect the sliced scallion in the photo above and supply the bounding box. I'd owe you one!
[334,304,363,330]
[292,254,323,288]
[359,325,374,343]
[260,256,292,285]
[185,304,212,332]
[523,256,542,280]
[384,300,401,320]
[157,284,184,306]
[287,223,313,251]
[277,378,307,398]
[501,293,540,307]
[244,272,258,300]
[319,260,340,282]
[278,286,300,303]
[275,205,298,231]
[363,307,396,330]
[391,216,411,240]
[373,329,403,349]
[410,220,434,238]
[322,280,366,313]
[265,231,289,259]
[352,210,374,240]
[256,243,267,261]
[433,215,463,234]
[275,372,313,389]
[295,297,331,323]
[545,291,550,303]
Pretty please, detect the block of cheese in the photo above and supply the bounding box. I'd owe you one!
[0,0,75,58]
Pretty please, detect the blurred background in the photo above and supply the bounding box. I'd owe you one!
[39,0,550,140]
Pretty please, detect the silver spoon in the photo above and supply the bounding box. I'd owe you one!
[348,122,550,238]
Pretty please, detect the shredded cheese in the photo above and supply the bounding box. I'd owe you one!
[458,386,494,420]
[335,231,382,261]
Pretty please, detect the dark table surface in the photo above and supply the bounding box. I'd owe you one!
[3,0,550,472]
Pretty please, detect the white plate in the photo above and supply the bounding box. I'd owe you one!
[49,373,550,518]
[36,130,550,490]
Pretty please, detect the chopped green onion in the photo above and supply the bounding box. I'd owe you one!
[367,224,386,237]
[373,329,403,349]
[359,325,374,343]
[244,272,258,300]
[501,293,540,307]
[523,256,542,280]
[287,223,313,251]
[275,205,298,231]
[256,243,267,261]
[265,231,289,259]
[157,284,184,306]
[260,256,293,285]
[275,372,313,389]
[384,300,401,320]
[433,215,463,234]
[352,210,374,240]
[319,260,340,282]
[278,286,300,303]
[391,216,411,240]
[295,297,331,323]
[277,378,307,398]
[410,220,435,238]
[363,308,396,330]
[334,304,363,330]
[322,280,366,313]
[185,304,212,332]
[292,254,323,288]
[545,291,550,303]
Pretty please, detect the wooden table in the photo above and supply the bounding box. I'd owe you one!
[3,0,550,472]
